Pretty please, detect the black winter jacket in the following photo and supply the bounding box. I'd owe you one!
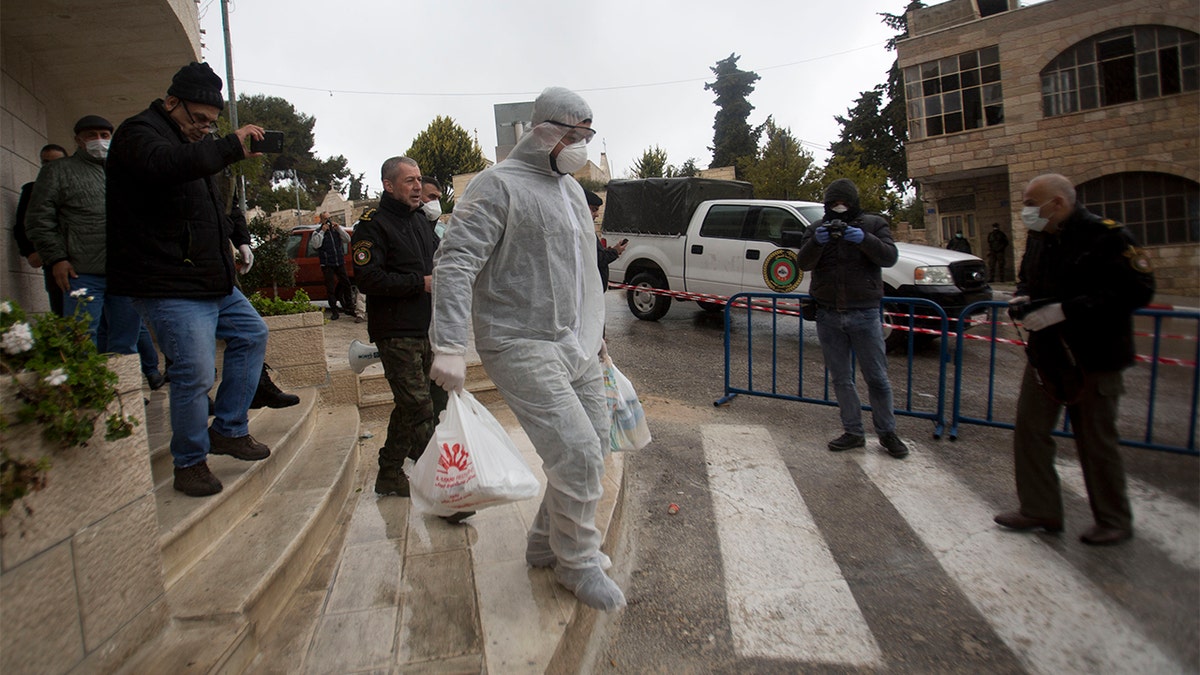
[351,193,436,341]
[106,100,249,297]
[797,212,899,310]
[1017,204,1155,372]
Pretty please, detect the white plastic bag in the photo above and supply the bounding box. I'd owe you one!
[408,390,540,516]
[603,355,652,452]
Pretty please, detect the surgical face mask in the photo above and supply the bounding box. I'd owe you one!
[421,198,442,221]
[1021,202,1051,232]
[830,205,849,214]
[551,140,588,175]
[85,138,110,159]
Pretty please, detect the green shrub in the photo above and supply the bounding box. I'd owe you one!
[248,289,320,317]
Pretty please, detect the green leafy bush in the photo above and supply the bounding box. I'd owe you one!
[248,289,320,317]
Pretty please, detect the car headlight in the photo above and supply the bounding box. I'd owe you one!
[914,266,954,286]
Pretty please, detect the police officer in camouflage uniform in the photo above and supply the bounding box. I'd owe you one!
[994,173,1155,546]
[351,156,447,496]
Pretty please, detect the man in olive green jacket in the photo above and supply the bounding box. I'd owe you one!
[25,115,139,353]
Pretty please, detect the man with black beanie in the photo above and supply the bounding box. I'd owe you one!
[106,62,273,497]
[798,178,910,459]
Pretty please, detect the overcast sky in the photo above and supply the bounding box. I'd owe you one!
[199,0,913,191]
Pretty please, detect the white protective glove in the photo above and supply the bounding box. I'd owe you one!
[1022,302,1065,331]
[237,244,254,274]
[430,354,467,393]
[1008,294,1030,307]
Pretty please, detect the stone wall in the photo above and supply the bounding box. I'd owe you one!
[0,354,167,673]
[263,311,328,388]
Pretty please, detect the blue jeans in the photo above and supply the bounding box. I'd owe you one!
[815,307,895,436]
[64,274,140,355]
[99,314,160,377]
[134,288,267,468]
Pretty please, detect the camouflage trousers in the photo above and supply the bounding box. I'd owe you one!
[377,337,449,472]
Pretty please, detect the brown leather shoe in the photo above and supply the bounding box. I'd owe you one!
[993,511,1063,533]
[1080,525,1132,546]
[173,461,223,497]
[208,427,270,461]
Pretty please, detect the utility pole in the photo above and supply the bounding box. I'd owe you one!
[294,169,302,227]
[220,0,248,214]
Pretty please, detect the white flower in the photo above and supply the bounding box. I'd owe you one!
[44,368,68,386]
[70,288,89,299]
[1,322,34,355]
[0,301,10,314]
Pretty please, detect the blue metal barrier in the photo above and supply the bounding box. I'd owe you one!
[715,293,950,437]
[715,293,1197,454]
[950,301,1199,455]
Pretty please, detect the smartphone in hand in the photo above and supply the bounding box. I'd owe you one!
[250,130,284,153]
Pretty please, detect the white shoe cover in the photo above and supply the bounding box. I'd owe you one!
[555,565,625,611]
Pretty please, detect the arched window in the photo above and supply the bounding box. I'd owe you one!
[1077,173,1199,246]
[1042,26,1199,117]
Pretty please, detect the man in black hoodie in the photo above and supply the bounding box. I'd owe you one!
[107,62,271,497]
[798,178,909,459]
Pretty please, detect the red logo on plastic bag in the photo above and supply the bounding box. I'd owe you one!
[438,442,471,472]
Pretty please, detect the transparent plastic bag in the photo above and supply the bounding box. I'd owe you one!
[603,355,651,452]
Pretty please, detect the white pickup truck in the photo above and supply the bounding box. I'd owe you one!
[600,178,992,350]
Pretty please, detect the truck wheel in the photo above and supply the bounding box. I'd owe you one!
[627,272,672,321]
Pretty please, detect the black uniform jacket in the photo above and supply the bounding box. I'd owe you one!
[106,99,248,298]
[1017,204,1155,373]
[351,192,435,342]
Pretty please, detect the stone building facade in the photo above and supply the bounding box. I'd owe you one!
[898,0,1198,295]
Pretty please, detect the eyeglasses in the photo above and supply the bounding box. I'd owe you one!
[181,101,219,134]
[545,120,596,145]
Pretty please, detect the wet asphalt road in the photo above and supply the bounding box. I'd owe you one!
[583,291,1199,675]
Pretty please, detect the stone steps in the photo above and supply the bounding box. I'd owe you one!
[118,392,360,674]
[355,361,500,417]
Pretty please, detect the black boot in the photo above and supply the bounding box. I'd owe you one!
[250,363,300,409]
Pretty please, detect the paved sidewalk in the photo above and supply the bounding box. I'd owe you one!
[252,312,624,673]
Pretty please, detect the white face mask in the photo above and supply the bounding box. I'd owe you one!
[85,138,110,160]
[552,140,588,175]
[421,198,442,221]
[830,205,849,214]
[1021,202,1050,232]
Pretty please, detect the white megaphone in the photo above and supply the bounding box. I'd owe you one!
[348,339,381,374]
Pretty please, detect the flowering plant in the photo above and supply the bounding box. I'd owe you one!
[1,294,138,517]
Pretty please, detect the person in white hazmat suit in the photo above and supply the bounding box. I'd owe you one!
[428,87,624,611]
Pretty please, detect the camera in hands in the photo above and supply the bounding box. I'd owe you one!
[825,219,847,240]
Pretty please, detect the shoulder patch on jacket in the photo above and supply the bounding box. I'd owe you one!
[1102,218,1121,229]
[358,208,376,222]
[352,240,372,266]
[1123,245,1153,273]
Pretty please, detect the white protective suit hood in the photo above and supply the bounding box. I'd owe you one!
[430,86,604,359]
[510,86,593,176]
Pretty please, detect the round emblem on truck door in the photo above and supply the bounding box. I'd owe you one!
[762,249,803,293]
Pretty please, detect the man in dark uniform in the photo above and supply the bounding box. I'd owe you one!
[987,223,1009,282]
[994,173,1155,546]
[351,156,447,497]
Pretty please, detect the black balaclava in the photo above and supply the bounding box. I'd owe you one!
[823,178,862,221]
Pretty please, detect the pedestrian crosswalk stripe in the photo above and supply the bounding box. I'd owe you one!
[856,450,1181,674]
[1056,459,1199,571]
[702,425,882,666]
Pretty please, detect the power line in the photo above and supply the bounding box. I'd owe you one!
[236,41,888,99]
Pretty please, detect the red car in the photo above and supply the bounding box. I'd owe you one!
[259,224,354,301]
